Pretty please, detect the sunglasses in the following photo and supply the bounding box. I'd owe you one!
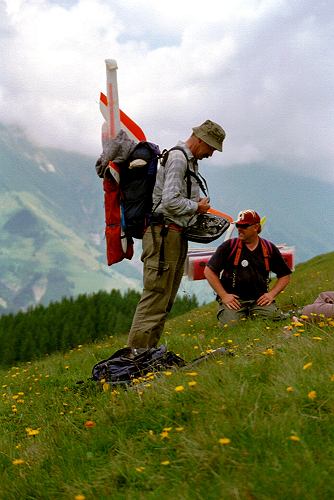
[235,223,255,229]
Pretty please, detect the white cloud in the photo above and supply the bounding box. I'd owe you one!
[0,0,334,181]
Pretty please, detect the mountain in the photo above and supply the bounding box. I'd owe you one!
[1,123,333,312]
[0,124,142,313]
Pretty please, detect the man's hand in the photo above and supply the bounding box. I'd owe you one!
[197,197,210,213]
[256,292,275,306]
[221,293,241,310]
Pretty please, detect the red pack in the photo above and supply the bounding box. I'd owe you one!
[103,168,133,266]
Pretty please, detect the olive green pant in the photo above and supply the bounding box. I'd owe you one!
[217,299,284,326]
[128,225,188,348]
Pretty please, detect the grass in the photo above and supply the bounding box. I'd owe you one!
[0,252,333,499]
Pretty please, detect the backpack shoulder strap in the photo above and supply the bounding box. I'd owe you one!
[226,238,241,266]
[233,239,243,267]
[259,238,272,272]
[160,146,208,199]
[160,146,189,165]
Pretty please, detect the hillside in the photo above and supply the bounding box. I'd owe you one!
[0,252,333,499]
[0,123,141,313]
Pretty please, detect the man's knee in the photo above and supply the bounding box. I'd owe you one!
[217,306,245,326]
[250,302,284,321]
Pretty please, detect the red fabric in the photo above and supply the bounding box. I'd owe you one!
[103,175,133,266]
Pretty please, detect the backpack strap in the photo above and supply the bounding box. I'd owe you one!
[186,169,208,198]
[233,239,243,267]
[160,146,209,199]
[259,238,272,272]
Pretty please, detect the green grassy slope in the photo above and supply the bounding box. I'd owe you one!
[0,253,333,499]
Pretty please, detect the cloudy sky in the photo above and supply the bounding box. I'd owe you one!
[1,0,333,181]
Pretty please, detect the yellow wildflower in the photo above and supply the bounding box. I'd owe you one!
[135,467,145,473]
[186,371,198,377]
[303,362,312,370]
[289,435,300,442]
[308,390,317,400]
[262,348,274,356]
[12,459,25,465]
[175,427,184,432]
[175,385,185,392]
[163,371,173,376]
[25,428,40,437]
[286,386,294,393]
[218,437,231,445]
[74,495,86,500]
[161,460,170,465]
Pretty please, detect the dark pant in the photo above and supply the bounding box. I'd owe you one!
[217,299,284,325]
[128,225,188,348]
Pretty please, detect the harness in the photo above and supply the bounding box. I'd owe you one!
[228,238,272,290]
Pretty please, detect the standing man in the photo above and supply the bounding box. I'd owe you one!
[204,209,292,324]
[128,119,226,349]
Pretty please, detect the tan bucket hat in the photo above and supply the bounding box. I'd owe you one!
[192,119,226,152]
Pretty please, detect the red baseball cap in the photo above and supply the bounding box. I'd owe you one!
[234,210,261,225]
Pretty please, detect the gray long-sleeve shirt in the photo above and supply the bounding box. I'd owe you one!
[152,141,200,227]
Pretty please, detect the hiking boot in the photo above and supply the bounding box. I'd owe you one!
[125,347,149,359]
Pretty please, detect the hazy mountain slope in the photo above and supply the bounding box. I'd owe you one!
[0,124,141,313]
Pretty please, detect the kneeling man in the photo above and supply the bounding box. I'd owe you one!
[204,209,292,325]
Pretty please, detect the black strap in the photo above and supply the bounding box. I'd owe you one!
[158,225,169,276]
[160,146,209,199]
[186,170,208,199]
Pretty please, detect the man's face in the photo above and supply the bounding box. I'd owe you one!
[195,139,216,159]
[236,223,260,242]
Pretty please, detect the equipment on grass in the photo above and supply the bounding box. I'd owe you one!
[90,345,232,386]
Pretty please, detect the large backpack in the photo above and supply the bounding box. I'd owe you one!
[96,138,161,265]
[90,344,231,386]
[120,141,161,239]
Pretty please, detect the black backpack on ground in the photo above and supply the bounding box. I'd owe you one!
[90,345,232,386]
